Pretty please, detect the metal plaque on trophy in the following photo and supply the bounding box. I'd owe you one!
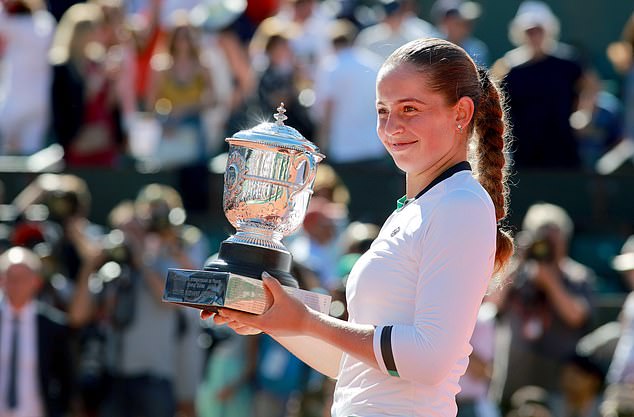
[163,104,331,314]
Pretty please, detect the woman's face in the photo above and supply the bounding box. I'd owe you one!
[173,27,194,53]
[73,23,105,59]
[376,63,462,175]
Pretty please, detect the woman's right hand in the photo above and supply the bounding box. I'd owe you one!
[207,310,263,336]
[201,272,311,337]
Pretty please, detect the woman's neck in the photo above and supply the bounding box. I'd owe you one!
[406,153,468,198]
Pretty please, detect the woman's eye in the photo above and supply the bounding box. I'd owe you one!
[403,106,416,112]
[377,108,388,116]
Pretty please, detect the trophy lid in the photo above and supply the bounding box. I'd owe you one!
[228,104,323,155]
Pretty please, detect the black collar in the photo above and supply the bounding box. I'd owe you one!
[413,161,472,200]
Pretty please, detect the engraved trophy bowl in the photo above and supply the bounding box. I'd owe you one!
[203,104,324,288]
[221,105,324,253]
[163,104,324,311]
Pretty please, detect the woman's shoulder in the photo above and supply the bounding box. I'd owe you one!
[434,173,494,213]
[400,175,495,242]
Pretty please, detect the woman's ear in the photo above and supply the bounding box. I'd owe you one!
[455,96,475,129]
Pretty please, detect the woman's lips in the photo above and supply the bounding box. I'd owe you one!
[389,140,417,151]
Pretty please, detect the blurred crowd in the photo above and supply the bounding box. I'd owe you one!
[1,0,634,417]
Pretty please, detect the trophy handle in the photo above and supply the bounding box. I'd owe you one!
[291,153,317,195]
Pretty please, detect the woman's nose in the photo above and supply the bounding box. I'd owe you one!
[382,114,403,136]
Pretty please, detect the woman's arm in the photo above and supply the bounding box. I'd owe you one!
[217,30,255,111]
[210,276,375,378]
[272,334,343,379]
[532,261,591,328]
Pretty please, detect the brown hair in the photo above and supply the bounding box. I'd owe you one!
[382,38,514,274]
[167,23,201,62]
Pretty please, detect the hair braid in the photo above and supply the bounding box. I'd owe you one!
[474,67,514,274]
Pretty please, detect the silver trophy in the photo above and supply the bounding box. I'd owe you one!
[163,104,325,311]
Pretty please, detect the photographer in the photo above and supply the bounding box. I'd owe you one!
[490,203,596,411]
[8,174,105,314]
[70,185,208,417]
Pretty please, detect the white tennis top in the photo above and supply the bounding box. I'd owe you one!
[332,169,497,417]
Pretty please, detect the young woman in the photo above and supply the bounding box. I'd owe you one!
[204,37,514,417]
[49,2,125,167]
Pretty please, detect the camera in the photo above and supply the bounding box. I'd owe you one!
[99,229,137,330]
[511,231,555,305]
[525,237,556,263]
[43,190,82,224]
[102,229,132,265]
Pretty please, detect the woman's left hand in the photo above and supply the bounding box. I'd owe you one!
[201,272,312,337]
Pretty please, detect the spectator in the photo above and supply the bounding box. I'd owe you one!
[254,23,314,141]
[252,0,333,86]
[506,386,554,417]
[196,327,258,417]
[49,2,126,167]
[572,70,623,172]
[287,196,347,292]
[253,334,313,417]
[195,1,256,155]
[313,19,385,164]
[490,202,596,411]
[11,173,104,310]
[146,14,215,210]
[603,11,634,173]
[492,1,584,170]
[145,14,214,169]
[550,350,605,417]
[312,19,390,222]
[355,0,435,62]
[311,163,350,208]
[430,0,489,67]
[606,235,634,384]
[126,0,163,110]
[0,246,73,417]
[0,0,55,156]
[70,184,207,417]
[607,11,634,143]
[91,0,139,126]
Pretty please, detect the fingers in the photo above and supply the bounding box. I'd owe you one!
[228,322,262,335]
[205,308,262,333]
[217,307,253,324]
[262,272,285,297]
[212,310,262,335]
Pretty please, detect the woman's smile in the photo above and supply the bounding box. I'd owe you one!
[387,140,418,152]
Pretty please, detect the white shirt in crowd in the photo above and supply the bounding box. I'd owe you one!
[0,6,55,155]
[332,170,496,417]
[313,47,386,164]
[607,292,634,383]
[0,301,45,417]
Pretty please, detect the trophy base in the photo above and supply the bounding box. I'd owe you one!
[204,241,299,288]
[162,268,331,315]
[162,241,299,313]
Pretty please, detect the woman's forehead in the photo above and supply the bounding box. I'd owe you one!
[376,64,437,101]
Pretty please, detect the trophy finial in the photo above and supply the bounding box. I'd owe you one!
[274,103,288,126]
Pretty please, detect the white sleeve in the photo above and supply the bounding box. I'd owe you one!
[373,190,497,384]
[311,63,334,121]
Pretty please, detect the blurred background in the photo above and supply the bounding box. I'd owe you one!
[0,1,633,417]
